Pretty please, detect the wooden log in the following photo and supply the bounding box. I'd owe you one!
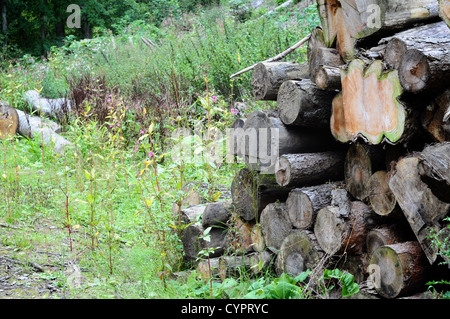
[330,59,417,145]
[307,27,344,82]
[344,142,385,202]
[0,101,18,139]
[277,79,338,128]
[388,156,450,264]
[181,224,228,261]
[227,117,246,157]
[275,152,345,188]
[313,201,377,255]
[381,21,449,70]
[23,90,72,122]
[367,170,400,217]
[250,223,265,253]
[439,0,450,28]
[225,217,254,255]
[240,110,338,173]
[421,89,450,142]
[230,167,292,221]
[197,257,222,280]
[369,241,429,299]
[418,142,450,202]
[286,182,343,230]
[331,188,352,218]
[251,62,309,101]
[336,253,370,284]
[275,229,325,277]
[319,0,441,61]
[16,109,72,154]
[315,65,342,90]
[260,203,292,254]
[398,38,450,94]
[202,200,232,228]
[366,224,415,255]
[219,251,273,278]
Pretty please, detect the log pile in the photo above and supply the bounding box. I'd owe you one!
[179,0,450,299]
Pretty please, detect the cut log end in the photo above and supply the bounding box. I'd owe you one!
[367,171,397,216]
[399,49,429,93]
[0,102,19,139]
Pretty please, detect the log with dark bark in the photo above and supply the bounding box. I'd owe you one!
[219,251,273,278]
[16,109,71,154]
[239,110,338,173]
[227,117,246,157]
[315,65,342,90]
[260,203,292,253]
[251,62,309,101]
[181,223,228,261]
[0,101,18,139]
[286,182,343,230]
[277,79,338,128]
[230,167,293,221]
[202,200,232,228]
[381,21,449,70]
[313,201,378,255]
[421,89,450,142]
[275,229,325,277]
[344,142,385,201]
[369,241,429,299]
[318,0,441,61]
[366,224,415,255]
[330,59,417,145]
[388,156,450,264]
[440,0,450,27]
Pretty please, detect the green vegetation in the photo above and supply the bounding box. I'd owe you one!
[0,0,366,299]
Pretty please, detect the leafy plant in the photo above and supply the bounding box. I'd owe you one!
[319,268,360,298]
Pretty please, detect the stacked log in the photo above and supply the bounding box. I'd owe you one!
[181,0,450,299]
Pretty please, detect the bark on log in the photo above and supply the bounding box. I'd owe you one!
[366,224,415,255]
[219,251,273,278]
[181,224,228,261]
[330,59,417,145]
[369,241,429,299]
[225,217,254,255]
[422,89,450,142]
[0,101,18,139]
[398,37,450,94]
[418,142,450,202]
[344,142,385,201]
[275,151,345,188]
[277,79,338,128]
[23,90,72,122]
[230,167,292,221]
[318,0,441,61]
[275,230,325,277]
[315,65,342,90]
[202,200,232,228]
[260,203,292,253]
[286,182,344,230]
[388,156,450,264]
[251,62,309,101]
[381,21,449,70]
[16,109,72,154]
[439,0,450,28]
[239,110,338,173]
[313,201,377,255]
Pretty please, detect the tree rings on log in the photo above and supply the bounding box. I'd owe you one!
[0,102,18,139]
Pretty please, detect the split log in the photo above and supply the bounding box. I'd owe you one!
[277,79,338,128]
[330,59,417,145]
[16,109,72,154]
[388,156,450,264]
[344,142,385,201]
[202,200,232,228]
[275,230,324,277]
[23,90,72,122]
[286,182,343,230]
[366,224,415,255]
[369,241,429,299]
[313,201,378,255]
[239,110,337,173]
[251,62,309,101]
[421,89,450,142]
[381,21,449,70]
[318,0,441,61]
[367,171,399,217]
[315,65,342,90]
[260,203,292,253]
[0,102,18,139]
[275,151,345,187]
[307,27,344,82]
[230,167,292,221]
[398,37,450,94]
[418,142,450,202]
[440,0,450,27]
